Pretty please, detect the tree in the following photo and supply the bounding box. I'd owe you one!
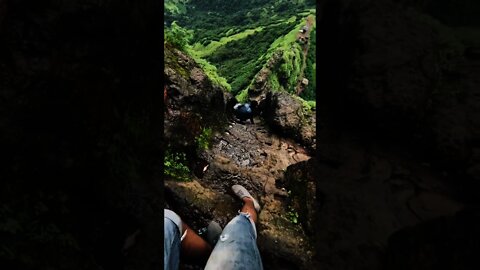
[165,21,193,51]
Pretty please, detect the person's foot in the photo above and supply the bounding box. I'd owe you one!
[231,185,261,212]
[206,221,222,247]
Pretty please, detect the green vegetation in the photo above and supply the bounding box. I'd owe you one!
[305,100,316,110]
[300,26,316,100]
[286,205,299,224]
[191,26,264,58]
[205,22,296,94]
[277,43,303,93]
[165,0,314,43]
[268,72,282,92]
[188,54,232,91]
[165,21,193,52]
[236,88,249,103]
[264,19,305,60]
[165,0,317,98]
[293,95,316,113]
[165,21,232,91]
[164,0,189,15]
[164,149,191,181]
[195,127,213,151]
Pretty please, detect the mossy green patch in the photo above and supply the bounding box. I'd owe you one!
[192,27,265,58]
[292,95,316,113]
[301,26,316,100]
[164,43,190,78]
[195,127,213,151]
[287,16,297,23]
[189,53,232,91]
[268,71,282,92]
[164,149,191,182]
[165,21,193,52]
[235,88,249,103]
[265,19,304,59]
[164,0,188,15]
[275,43,303,93]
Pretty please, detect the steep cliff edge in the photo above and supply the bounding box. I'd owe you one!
[164,42,317,269]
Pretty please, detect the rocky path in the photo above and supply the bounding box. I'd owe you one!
[165,117,314,269]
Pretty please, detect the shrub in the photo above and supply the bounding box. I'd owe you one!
[164,149,191,181]
[165,21,193,52]
[195,127,213,151]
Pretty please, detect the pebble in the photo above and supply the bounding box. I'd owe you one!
[241,159,250,166]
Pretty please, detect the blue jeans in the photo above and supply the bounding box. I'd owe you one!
[164,211,263,270]
[164,215,181,270]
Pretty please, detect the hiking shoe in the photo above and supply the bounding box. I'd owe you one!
[231,185,261,212]
[206,221,222,247]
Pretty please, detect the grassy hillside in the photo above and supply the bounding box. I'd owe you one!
[165,0,316,103]
[164,0,189,15]
[204,21,298,94]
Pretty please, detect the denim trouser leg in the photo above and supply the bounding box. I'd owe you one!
[204,213,263,270]
[164,213,181,270]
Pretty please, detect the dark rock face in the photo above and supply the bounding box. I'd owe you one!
[308,0,480,269]
[385,208,480,270]
[282,158,318,236]
[164,43,227,150]
[318,0,480,199]
[0,1,163,269]
[263,91,316,152]
[311,134,464,270]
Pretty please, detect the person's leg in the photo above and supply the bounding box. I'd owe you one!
[204,185,263,270]
[241,197,257,224]
[180,222,212,264]
[164,210,182,270]
[164,209,213,267]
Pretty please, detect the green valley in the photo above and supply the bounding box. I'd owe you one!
[164,0,316,104]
